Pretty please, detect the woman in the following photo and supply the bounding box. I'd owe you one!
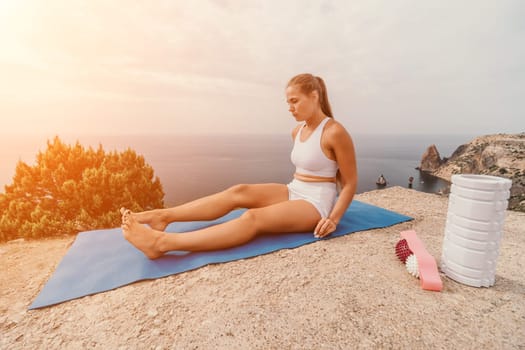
[121,73,357,259]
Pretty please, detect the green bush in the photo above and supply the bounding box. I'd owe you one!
[0,136,164,241]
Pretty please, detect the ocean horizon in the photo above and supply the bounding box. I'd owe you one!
[0,132,477,206]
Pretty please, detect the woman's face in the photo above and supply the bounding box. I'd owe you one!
[286,85,319,122]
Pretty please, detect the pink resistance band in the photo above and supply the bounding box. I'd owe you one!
[401,230,443,291]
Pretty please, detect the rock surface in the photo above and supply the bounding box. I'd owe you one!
[1,187,524,349]
[431,133,525,211]
[419,144,443,172]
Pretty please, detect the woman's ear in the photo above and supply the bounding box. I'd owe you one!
[310,90,319,101]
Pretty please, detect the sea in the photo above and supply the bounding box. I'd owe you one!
[0,133,476,206]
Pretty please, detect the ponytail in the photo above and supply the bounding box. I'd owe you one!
[315,76,333,118]
[287,73,334,119]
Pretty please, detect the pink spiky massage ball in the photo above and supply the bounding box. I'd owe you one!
[395,239,413,263]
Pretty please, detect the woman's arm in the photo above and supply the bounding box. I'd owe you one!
[314,121,358,238]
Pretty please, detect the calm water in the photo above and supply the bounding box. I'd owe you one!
[0,133,475,206]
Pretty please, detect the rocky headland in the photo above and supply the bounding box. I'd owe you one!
[419,133,525,211]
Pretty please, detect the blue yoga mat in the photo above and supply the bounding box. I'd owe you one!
[30,200,411,309]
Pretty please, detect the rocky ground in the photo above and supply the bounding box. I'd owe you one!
[1,187,524,349]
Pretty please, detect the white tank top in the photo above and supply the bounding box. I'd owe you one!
[290,117,338,178]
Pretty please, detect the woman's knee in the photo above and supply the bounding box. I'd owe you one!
[239,209,260,232]
[227,183,250,194]
[224,183,287,209]
[225,184,251,206]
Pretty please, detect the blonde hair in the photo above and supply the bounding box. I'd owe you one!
[287,73,334,118]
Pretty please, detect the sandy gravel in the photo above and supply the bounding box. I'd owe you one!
[1,187,524,349]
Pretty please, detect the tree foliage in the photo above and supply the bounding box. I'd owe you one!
[0,136,164,241]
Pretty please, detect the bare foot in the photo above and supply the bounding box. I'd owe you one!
[122,214,165,259]
[120,207,169,232]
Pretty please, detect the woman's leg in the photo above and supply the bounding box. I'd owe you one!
[122,199,321,259]
[125,183,289,231]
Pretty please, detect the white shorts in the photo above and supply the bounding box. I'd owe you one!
[287,179,337,218]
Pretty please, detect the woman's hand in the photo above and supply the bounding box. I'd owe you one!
[314,218,337,238]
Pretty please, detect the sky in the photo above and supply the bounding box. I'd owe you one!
[0,0,524,136]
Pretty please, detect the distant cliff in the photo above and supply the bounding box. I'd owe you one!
[420,133,525,211]
[418,144,443,172]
